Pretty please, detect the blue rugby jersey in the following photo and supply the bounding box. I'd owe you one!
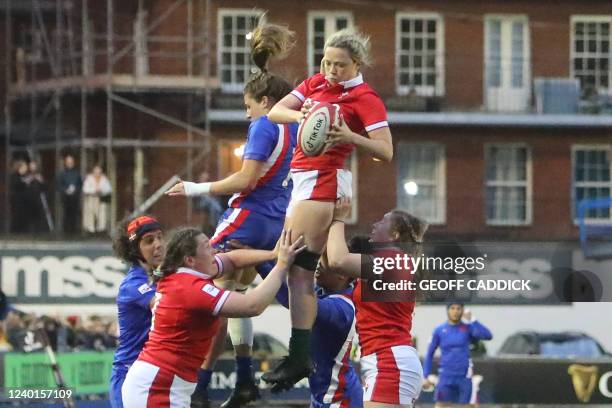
[278,285,362,407]
[112,265,156,371]
[227,116,298,218]
[423,320,493,378]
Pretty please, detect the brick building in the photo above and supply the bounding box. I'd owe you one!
[2,0,612,242]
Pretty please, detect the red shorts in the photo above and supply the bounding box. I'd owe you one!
[360,345,423,406]
[287,168,352,216]
[122,360,196,408]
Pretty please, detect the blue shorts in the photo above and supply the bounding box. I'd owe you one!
[109,365,128,408]
[435,375,473,404]
[210,208,284,251]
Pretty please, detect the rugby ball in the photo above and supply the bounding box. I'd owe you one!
[297,102,341,156]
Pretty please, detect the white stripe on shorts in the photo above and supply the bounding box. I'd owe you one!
[122,360,158,408]
[211,208,242,241]
[392,345,423,405]
[122,360,196,408]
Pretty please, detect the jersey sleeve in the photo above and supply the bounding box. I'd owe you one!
[353,92,389,133]
[315,295,355,333]
[243,119,278,162]
[469,320,493,341]
[188,281,230,316]
[290,74,322,103]
[423,327,441,377]
[118,278,156,310]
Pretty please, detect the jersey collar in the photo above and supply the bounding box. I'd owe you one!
[338,73,364,89]
[176,267,213,280]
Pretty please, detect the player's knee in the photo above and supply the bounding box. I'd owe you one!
[292,248,320,272]
[228,317,253,347]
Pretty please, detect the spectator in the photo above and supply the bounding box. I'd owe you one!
[25,160,50,233]
[9,159,30,233]
[82,165,112,235]
[56,154,82,235]
[423,303,493,407]
[192,170,223,236]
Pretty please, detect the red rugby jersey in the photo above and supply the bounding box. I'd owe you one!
[353,248,416,356]
[138,266,229,382]
[291,73,388,170]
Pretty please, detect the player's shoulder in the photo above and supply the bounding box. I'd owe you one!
[306,73,327,87]
[249,115,279,136]
[434,322,449,333]
[119,265,148,290]
[351,82,383,101]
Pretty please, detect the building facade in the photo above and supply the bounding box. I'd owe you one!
[2,0,612,242]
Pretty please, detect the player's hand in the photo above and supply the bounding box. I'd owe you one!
[422,379,433,390]
[324,115,354,153]
[462,308,473,322]
[333,197,352,222]
[165,180,186,196]
[298,99,315,123]
[276,229,306,268]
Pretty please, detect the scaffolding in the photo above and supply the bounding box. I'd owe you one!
[3,0,216,233]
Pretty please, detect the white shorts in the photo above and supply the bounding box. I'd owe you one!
[287,168,352,217]
[360,345,423,406]
[122,360,196,408]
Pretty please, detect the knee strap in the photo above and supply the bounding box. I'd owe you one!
[293,249,321,271]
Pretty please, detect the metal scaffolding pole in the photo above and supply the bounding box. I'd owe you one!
[4,0,12,234]
[80,0,89,177]
[54,0,63,234]
[106,0,116,228]
[108,92,210,139]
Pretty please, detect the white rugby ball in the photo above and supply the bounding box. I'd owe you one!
[297,102,340,157]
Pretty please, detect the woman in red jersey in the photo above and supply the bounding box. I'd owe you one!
[263,27,393,387]
[121,228,304,408]
[326,199,428,408]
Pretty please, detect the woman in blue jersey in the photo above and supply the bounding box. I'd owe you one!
[109,215,165,408]
[165,24,298,408]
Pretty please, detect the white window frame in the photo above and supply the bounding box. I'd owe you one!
[307,11,354,77]
[396,143,446,225]
[484,143,532,226]
[483,14,531,112]
[570,15,612,95]
[395,12,445,97]
[571,144,612,224]
[217,9,265,93]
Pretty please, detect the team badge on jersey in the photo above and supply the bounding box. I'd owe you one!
[138,283,153,294]
[202,283,220,297]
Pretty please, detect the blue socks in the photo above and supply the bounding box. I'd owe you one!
[236,356,253,384]
[194,368,212,396]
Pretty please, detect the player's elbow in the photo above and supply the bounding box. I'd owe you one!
[243,297,266,316]
[379,145,393,162]
[327,257,348,275]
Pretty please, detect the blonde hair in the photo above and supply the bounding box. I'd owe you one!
[324,28,372,67]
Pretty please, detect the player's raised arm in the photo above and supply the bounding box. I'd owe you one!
[219,230,306,317]
[166,159,264,197]
[326,198,361,278]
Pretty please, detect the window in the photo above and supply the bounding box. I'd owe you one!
[218,9,263,92]
[396,143,446,224]
[484,15,530,112]
[396,13,444,96]
[485,144,532,225]
[571,16,612,94]
[307,12,353,76]
[572,145,612,222]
